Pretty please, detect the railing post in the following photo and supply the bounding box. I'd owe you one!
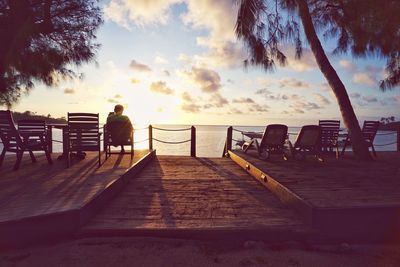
[148,125,153,150]
[225,126,233,156]
[190,126,196,157]
[397,126,400,152]
[47,125,53,153]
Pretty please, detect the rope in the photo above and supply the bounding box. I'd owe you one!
[374,141,398,147]
[232,128,245,133]
[232,138,242,142]
[153,138,191,144]
[51,140,63,143]
[133,138,149,144]
[152,126,191,131]
[376,131,397,136]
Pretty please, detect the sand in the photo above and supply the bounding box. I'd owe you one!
[1,237,400,267]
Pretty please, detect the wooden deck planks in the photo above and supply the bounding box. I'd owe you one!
[82,156,306,234]
[232,150,400,209]
[0,150,150,222]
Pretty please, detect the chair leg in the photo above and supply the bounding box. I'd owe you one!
[371,145,377,157]
[44,147,53,164]
[14,151,24,170]
[131,143,134,159]
[335,145,339,159]
[28,150,37,163]
[98,148,101,167]
[0,148,6,166]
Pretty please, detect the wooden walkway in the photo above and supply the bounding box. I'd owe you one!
[0,150,154,247]
[80,156,309,241]
[229,150,400,241]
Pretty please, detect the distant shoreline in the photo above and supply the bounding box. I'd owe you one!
[379,121,400,131]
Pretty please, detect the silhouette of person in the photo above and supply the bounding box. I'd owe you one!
[106,104,133,153]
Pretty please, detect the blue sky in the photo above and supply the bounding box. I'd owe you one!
[9,0,400,126]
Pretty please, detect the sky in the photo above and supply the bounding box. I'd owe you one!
[9,0,400,126]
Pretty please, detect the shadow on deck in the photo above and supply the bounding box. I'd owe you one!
[228,150,400,242]
[0,150,155,247]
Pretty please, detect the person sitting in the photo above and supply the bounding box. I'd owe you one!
[106,104,133,153]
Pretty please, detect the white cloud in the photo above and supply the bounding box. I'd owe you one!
[104,0,181,27]
[352,73,376,87]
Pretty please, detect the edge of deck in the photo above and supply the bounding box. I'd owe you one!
[227,150,400,242]
[0,150,156,248]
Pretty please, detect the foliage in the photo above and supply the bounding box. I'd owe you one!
[0,0,103,106]
[380,116,395,125]
[235,0,400,89]
[12,110,66,124]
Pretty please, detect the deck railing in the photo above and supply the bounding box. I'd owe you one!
[223,126,400,156]
[148,125,196,157]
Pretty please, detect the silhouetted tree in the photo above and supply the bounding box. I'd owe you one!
[235,0,400,160]
[0,0,102,106]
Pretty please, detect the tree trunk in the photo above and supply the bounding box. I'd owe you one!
[296,0,371,160]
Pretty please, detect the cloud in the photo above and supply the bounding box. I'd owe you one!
[64,88,75,94]
[181,103,202,113]
[107,98,118,103]
[291,100,322,111]
[257,77,311,89]
[184,67,221,93]
[350,93,361,98]
[232,97,254,104]
[155,56,168,65]
[114,94,122,99]
[229,107,243,114]
[208,93,228,107]
[181,91,195,102]
[150,81,174,95]
[129,60,152,72]
[163,70,171,76]
[104,0,180,27]
[339,60,357,72]
[352,73,376,87]
[131,78,141,84]
[313,93,331,105]
[248,104,268,113]
[362,95,378,103]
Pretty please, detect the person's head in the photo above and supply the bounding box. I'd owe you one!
[114,104,124,115]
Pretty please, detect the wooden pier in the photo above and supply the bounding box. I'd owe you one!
[229,150,400,241]
[1,147,400,247]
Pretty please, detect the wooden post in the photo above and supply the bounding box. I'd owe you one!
[47,125,53,153]
[148,125,153,150]
[226,126,233,156]
[191,126,196,157]
[398,126,400,152]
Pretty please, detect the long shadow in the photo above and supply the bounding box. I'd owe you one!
[89,157,177,229]
[194,157,293,209]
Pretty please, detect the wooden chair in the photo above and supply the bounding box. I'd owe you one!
[0,111,52,170]
[67,113,101,167]
[289,125,323,161]
[341,121,380,157]
[104,120,134,159]
[319,120,340,159]
[243,124,288,160]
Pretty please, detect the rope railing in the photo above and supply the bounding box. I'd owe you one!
[153,138,191,144]
[152,126,192,131]
[376,131,397,136]
[134,126,149,131]
[374,141,398,147]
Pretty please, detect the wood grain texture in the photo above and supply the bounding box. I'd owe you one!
[82,156,305,234]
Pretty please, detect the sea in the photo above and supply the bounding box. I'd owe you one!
[1,125,397,157]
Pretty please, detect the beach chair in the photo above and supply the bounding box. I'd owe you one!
[319,120,340,159]
[67,113,101,167]
[243,124,288,160]
[104,120,134,159]
[0,111,52,170]
[289,125,323,161]
[341,120,380,157]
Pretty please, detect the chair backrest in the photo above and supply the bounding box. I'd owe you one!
[319,120,340,146]
[362,121,379,142]
[18,119,46,135]
[295,125,321,148]
[0,110,22,147]
[68,113,99,150]
[106,120,132,145]
[260,124,288,148]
